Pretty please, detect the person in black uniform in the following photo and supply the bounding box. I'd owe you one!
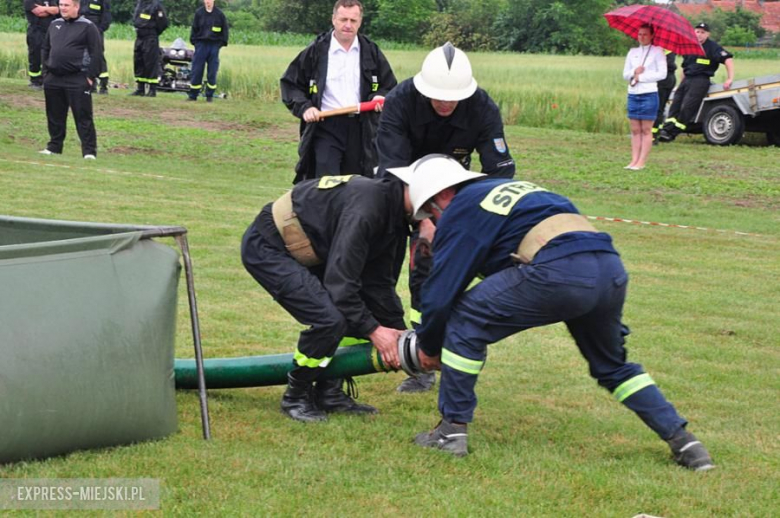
[241,174,408,422]
[375,42,515,393]
[24,0,59,89]
[652,50,676,143]
[187,0,229,102]
[658,23,734,143]
[130,0,168,97]
[280,0,396,184]
[79,0,111,94]
[39,0,102,159]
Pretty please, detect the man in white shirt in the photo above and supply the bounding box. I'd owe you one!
[281,0,397,183]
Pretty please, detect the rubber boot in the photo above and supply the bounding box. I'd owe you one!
[280,373,327,423]
[315,377,377,415]
[129,82,145,96]
[146,83,157,97]
[99,77,109,95]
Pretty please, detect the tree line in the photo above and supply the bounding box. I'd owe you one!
[4,0,774,54]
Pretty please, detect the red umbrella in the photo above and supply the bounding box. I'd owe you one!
[604,4,705,56]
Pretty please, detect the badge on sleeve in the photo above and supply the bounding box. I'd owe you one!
[493,138,507,154]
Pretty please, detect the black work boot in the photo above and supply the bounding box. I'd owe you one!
[315,377,377,415]
[129,82,145,96]
[281,373,327,423]
[414,419,468,457]
[667,428,715,471]
[99,77,109,94]
[146,84,157,97]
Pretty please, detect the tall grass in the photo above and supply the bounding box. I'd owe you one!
[1,30,777,135]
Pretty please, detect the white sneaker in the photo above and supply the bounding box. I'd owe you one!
[39,149,54,155]
[84,154,96,160]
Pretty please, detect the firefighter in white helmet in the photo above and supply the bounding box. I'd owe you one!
[387,154,715,471]
[375,42,515,393]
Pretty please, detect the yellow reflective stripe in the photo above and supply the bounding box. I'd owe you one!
[696,58,711,65]
[294,350,332,368]
[338,336,366,347]
[206,83,217,89]
[190,84,202,89]
[409,308,422,326]
[89,3,101,10]
[664,117,677,124]
[140,13,151,19]
[674,121,686,130]
[652,127,659,134]
[28,70,42,77]
[318,175,354,189]
[613,373,655,402]
[212,26,222,32]
[479,181,547,216]
[98,72,109,78]
[441,349,483,375]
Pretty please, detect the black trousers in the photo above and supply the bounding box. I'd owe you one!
[133,34,160,83]
[44,82,97,156]
[312,116,362,178]
[26,26,46,83]
[663,76,710,136]
[654,79,675,131]
[241,211,404,381]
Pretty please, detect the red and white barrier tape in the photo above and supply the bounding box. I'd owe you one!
[586,215,762,237]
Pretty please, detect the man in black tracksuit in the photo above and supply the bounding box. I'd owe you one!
[187,0,229,102]
[241,175,408,422]
[659,23,734,143]
[79,0,111,94]
[24,0,59,89]
[280,0,396,184]
[131,0,168,97]
[40,0,102,158]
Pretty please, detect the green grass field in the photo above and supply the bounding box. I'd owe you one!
[0,38,779,517]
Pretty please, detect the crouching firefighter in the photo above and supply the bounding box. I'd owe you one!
[388,154,715,470]
[241,174,408,422]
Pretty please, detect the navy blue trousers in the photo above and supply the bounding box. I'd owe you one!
[189,41,221,99]
[438,251,687,440]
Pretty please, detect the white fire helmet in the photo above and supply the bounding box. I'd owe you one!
[413,42,478,101]
[387,154,485,220]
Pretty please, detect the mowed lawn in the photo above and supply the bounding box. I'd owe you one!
[0,67,778,518]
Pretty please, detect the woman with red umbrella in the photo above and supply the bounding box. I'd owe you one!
[622,24,667,170]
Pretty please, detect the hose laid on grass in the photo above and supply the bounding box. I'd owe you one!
[175,342,390,389]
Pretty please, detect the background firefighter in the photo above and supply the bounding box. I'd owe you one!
[375,42,515,393]
[130,0,168,97]
[187,0,228,102]
[79,0,111,94]
[240,174,408,423]
[24,0,59,89]
[280,0,396,184]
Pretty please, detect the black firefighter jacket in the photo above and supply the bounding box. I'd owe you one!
[280,31,397,184]
[79,0,111,33]
[257,176,407,336]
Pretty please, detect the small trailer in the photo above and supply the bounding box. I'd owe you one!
[688,74,780,146]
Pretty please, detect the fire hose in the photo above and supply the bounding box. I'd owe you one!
[174,330,428,389]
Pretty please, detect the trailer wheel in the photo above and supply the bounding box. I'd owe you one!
[703,104,744,145]
[768,129,780,147]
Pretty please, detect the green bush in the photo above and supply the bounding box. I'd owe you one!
[721,26,758,47]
